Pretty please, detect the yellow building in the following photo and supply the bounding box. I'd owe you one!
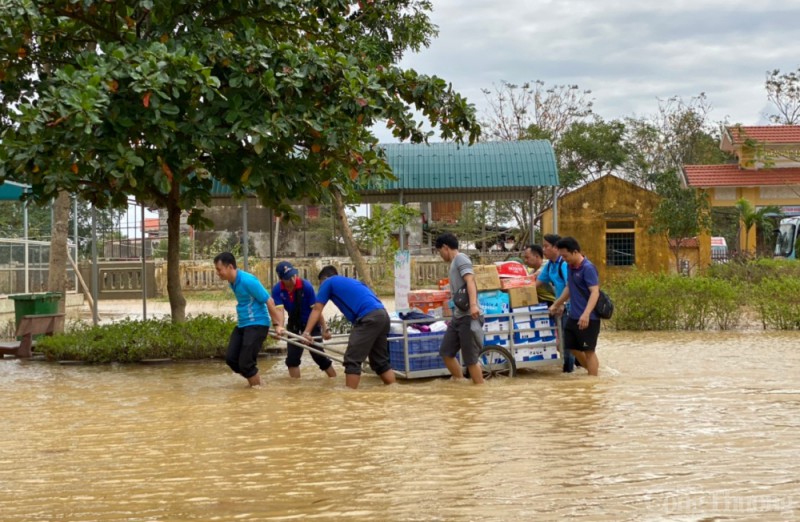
[541,175,671,283]
[683,125,800,264]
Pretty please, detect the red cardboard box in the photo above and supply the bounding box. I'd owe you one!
[495,261,528,278]
[500,275,536,290]
[408,290,451,303]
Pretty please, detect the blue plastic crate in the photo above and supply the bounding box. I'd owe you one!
[389,332,446,371]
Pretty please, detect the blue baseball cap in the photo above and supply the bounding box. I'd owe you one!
[276,261,298,280]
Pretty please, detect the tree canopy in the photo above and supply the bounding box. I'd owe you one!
[1,0,479,214]
[1,0,480,320]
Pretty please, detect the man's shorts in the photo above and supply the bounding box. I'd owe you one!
[563,317,600,352]
[343,309,391,376]
[439,314,483,366]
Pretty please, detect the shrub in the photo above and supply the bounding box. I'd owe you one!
[706,257,800,285]
[37,314,243,363]
[750,277,800,329]
[607,273,742,331]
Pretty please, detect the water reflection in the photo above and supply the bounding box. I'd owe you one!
[2,331,799,521]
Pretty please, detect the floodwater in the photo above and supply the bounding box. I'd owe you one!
[2,330,800,521]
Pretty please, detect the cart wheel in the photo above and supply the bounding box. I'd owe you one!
[478,346,516,379]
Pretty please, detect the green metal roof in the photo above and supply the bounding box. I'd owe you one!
[0,181,29,201]
[209,140,559,203]
[363,140,558,203]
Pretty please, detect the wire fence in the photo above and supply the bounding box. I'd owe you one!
[0,238,77,295]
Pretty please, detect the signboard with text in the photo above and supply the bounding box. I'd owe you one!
[394,250,411,311]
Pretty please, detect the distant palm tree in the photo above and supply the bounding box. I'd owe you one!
[735,198,783,254]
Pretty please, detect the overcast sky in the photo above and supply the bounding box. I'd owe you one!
[376,0,800,142]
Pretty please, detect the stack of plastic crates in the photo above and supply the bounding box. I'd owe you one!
[389,331,447,372]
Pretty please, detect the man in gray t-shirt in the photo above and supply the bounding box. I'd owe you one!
[435,233,485,384]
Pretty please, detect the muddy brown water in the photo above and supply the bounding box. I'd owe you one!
[2,330,799,521]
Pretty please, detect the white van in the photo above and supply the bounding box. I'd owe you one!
[711,237,728,263]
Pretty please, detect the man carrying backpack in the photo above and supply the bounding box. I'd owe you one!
[549,236,602,377]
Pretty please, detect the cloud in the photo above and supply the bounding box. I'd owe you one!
[390,0,800,139]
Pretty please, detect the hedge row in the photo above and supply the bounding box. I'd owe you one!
[36,314,239,363]
[606,262,800,330]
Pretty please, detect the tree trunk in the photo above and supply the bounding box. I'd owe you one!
[166,186,186,323]
[47,191,71,318]
[671,240,682,274]
[331,189,373,287]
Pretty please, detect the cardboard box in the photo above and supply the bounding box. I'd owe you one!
[500,275,536,290]
[412,301,445,318]
[506,285,538,308]
[472,265,502,291]
[513,321,538,343]
[484,334,509,347]
[478,290,510,316]
[514,345,559,362]
[483,317,511,333]
[495,261,528,278]
[511,306,535,324]
[408,290,451,303]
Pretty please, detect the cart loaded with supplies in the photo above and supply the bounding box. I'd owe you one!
[274,302,562,380]
[387,303,562,379]
[272,261,565,380]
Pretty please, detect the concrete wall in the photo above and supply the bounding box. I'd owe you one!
[541,175,671,283]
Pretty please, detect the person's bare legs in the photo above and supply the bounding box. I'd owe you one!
[379,369,396,384]
[571,350,588,369]
[288,367,301,378]
[584,352,600,376]
[345,374,360,389]
[443,356,464,379]
[247,373,262,386]
[466,363,485,384]
[324,366,337,377]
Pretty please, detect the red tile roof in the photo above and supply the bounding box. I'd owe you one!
[683,164,800,187]
[668,238,699,248]
[725,125,800,145]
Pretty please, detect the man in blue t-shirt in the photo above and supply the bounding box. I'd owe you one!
[549,237,601,376]
[536,233,576,373]
[272,260,336,379]
[301,265,396,389]
[214,252,283,386]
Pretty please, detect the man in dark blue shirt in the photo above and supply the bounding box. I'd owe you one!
[302,265,395,389]
[272,261,336,379]
[549,237,601,376]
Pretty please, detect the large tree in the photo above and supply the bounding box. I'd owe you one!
[480,80,626,240]
[765,68,800,124]
[622,94,729,190]
[0,0,480,321]
[650,171,712,273]
[624,94,730,270]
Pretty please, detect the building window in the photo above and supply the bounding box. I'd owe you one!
[606,221,635,266]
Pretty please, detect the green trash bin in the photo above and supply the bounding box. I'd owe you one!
[9,292,62,339]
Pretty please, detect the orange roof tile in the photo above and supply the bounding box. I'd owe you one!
[668,238,699,248]
[683,164,800,187]
[725,125,800,145]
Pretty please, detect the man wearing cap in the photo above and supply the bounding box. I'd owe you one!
[213,251,283,387]
[302,265,396,389]
[272,261,336,379]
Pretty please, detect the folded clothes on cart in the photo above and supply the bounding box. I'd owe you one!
[429,321,448,333]
[398,310,438,325]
